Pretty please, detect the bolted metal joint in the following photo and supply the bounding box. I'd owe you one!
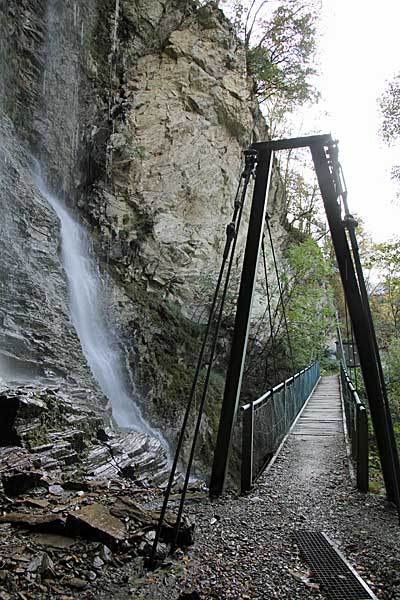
[343,213,358,230]
[326,140,339,165]
[234,198,242,210]
[243,149,258,178]
[226,221,236,241]
[222,221,236,259]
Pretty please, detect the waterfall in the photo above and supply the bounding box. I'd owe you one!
[34,167,165,443]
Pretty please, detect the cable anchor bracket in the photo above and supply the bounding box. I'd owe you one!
[242,148,258,179]
[342,213,358,231]
[223,221,237,259]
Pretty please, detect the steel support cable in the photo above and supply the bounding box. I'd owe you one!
[346,303,360,392]
[349,319,358,391]
[245,305,269,358]
[344,297,350,365]
[240,238,277,382]
[336,311,346,365]
[266,215,295,373]
[149,151,257,565]
[172,171,252,547]
[242,302,271,377]
[242,314,276,378]
[331,144,361,393]
[262,236,278,384]
[243,287,290,379]
[243,240,291,381]
[331,145,355,378]
[148,181,243,565]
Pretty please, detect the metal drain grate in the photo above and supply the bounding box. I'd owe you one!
[295,531,377,600]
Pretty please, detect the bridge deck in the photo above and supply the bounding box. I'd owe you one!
[129,374,400,598]
[292,374,343,438]
[274,374,345,488]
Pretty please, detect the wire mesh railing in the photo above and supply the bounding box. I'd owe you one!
[340,362,369,492]
[240,361,320,492]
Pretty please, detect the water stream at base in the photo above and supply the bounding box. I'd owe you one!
[34,167,167,446]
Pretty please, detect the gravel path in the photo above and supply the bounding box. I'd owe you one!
[0,380,400,600]
[95,376,400,599]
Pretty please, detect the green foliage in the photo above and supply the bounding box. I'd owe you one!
[368,239,400,341]
[283,237,335,369]
[379,73,400,185]
[246,4,318,104]
[368,412,400,494]
[379,74,400,144]
[221,0,319,105]
[192,234,336,403]
[386,337,400,417]
[239,234,336,401]
[220,2,322,241]
[350,235,400,492]
[367,240,400,424]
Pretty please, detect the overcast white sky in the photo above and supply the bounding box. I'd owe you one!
[316,0,400,242]
[220,0,400,241]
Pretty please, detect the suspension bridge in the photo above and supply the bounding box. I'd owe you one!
[148,134,400,598]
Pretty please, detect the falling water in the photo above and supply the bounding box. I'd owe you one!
[34,167,165,443]
[111,0,120,54]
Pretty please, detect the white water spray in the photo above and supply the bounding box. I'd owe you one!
[34,168,165,443]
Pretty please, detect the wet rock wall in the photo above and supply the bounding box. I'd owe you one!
[0,0,289,473]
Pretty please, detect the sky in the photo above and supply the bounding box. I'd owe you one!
[315,0,400,242]
[219,0,400,241]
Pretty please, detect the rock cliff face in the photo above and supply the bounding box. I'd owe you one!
[0,117,92,388]
[0,0,109,402]
[0,0,289,475]
[89,5,262,305]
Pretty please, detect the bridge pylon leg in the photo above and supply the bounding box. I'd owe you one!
[310,142,400,511]
[209,150,273,497]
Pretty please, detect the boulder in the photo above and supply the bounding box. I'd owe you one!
[66,503,126,549]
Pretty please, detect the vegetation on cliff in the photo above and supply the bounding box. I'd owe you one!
[334,223,400,491]
[379,72,400,186]
[224,0,319,105]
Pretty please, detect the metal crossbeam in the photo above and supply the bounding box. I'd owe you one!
[252,133,333,151]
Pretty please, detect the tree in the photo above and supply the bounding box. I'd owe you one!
[368,239,400,342]
[283,237,335,369]
[277,146,327,236]
[363,238,400,418]
[385,337,400,417]
[239,235,335,402]
[379,74,400,185]
[221,0,320,105]
[216,2,323,239]
[379,74,400,144]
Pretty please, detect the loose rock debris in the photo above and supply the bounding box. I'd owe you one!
[0,459,196,599]
[0,426,200,593]
[0,385,196,599]
[0,384,399,599]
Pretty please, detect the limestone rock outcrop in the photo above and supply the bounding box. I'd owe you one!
[0,0,289,474]
[0,116,95,391]
[89,4,267,309]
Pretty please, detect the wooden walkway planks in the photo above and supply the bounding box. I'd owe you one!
[291,375,343,437]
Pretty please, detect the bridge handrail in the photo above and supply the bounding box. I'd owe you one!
[340,362,368,492]
[240,361,320,493]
